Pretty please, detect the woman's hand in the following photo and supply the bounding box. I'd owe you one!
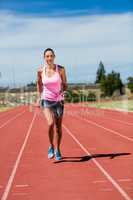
[35,97,41,107]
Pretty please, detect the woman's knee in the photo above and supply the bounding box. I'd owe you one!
[48,120,54,127]
[47,115,54,127]
[43,108,54,126]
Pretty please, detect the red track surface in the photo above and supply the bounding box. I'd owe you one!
[0,103,133,200]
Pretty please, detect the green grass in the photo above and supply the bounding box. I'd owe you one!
[84,100,133,112]
[0,106,13,112]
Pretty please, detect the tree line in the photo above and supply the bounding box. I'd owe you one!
[95,61,133,97]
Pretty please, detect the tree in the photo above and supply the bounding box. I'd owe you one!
[101,70,123,97]
[95,61,106,84]
[127,77,133,93]
[26,82,36,87]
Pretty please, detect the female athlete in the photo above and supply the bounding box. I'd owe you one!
[37,48,68,161]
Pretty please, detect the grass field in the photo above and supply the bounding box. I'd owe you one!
[85,99,133,112]
[0,106,13,112]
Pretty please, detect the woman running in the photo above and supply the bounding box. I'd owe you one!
[37,48,68,161]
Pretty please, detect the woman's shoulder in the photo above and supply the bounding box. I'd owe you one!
[37,66,43,73]
[38,66,43,71]
[57,64,65,74]
[57,65,67,80]
[57,64,65,69]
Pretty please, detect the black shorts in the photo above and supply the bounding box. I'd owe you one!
[41,99,64,118]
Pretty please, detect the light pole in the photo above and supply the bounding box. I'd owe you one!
[12,66,15,88]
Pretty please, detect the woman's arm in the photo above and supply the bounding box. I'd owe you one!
[36,67,43,106]
[37,66,43,93]
[37,80,41,98]
[60,67,68,92]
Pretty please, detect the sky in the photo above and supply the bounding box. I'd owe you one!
[0,0,133,86]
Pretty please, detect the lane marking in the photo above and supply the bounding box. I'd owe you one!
[118,179,132,182]
[69,105,133,125]
[1,112,36,200]
[102,108,133,114]
[12,192,28,196]
[101,116,133,126]
[93,180,107,183]
[84,109,133,126]
[15,184,29,187]
[82,105,132,115]
[0,110,26,129]
[100,188,113,192]
[87,147,96,150]
[63,124,132,200]
[75,114,133,142]
[0,107,22,119]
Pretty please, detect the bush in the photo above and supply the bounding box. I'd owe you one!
[127,77,133,93]
[87,92,96,101]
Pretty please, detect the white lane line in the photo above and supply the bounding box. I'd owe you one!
[0,111,13,119]
[102,108,133,114]
[1,112,36,200]
[118,179,132,182]
[102,116,133,126]
[15,184,29,187]
[87,148,96,150]
[74,105,133,126]
[63,124,132,200]
[75,115,133,142]
[93,180,107,183]
[0,110,26,129]
[12,192,28,196]
[100,188,113,192]
[84,109,133,126]
[0,107,22,119]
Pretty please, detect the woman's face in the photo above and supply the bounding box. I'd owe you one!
[44,50,55,65]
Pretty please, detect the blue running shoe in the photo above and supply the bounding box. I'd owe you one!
[48,145,54,159]
[55,148,62,160]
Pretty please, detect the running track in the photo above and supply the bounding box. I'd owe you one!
[0,103,133,200]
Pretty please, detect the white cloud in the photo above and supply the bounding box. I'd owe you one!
[0,11,133,85]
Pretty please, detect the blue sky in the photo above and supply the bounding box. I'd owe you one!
[0,0,133,86]
[0,0,133,16]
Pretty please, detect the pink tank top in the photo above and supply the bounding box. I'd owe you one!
[41,64,64,101]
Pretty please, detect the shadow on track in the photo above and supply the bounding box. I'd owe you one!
[53,152,131,164]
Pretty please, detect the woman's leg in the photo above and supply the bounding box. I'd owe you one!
[54,115,63,149]
[43,108,54,147]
